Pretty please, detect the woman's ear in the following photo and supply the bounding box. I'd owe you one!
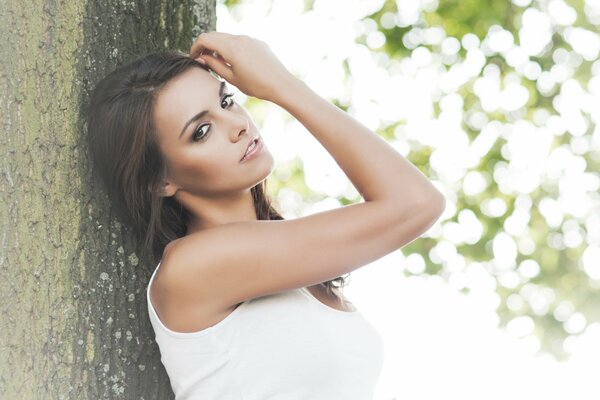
[149,180,178,197]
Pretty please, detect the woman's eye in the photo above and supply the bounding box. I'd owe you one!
[192,124,209,142]
[192,93,235,142]
[222,93,235,108]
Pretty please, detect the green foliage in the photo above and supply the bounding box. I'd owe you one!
[368,0,598,360]
[222,0,243,8]
[303,0,315,12]
[243,0,598,360]
[427,0,515,38]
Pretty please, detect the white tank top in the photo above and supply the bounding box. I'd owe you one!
[146,262,384,399]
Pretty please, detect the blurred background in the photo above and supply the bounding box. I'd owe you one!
[215,0,600,399]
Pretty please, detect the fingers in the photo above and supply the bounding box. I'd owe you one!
[189,31,235,60]
[196,52,233,82]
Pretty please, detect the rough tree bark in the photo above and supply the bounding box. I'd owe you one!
[0,1,215,398]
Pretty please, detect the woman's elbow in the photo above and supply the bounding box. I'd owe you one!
[417,190,446,221]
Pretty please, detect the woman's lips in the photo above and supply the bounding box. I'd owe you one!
[240,137,263,162]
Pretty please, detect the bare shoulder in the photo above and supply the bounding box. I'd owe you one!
[150,235,239,333]
[152,199,438,314]
[154,233,218,303]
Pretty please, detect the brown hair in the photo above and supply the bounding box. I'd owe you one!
[84,50,347,297]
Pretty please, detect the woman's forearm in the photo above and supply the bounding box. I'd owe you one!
[272,76,445,211]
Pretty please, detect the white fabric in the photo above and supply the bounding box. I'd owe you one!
[147,261,384,399]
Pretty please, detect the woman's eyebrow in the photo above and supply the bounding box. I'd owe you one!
[178,81,227,139]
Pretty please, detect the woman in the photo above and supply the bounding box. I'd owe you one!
[86,31,445,399]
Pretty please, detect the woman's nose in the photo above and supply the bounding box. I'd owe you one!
[231,114,249,141]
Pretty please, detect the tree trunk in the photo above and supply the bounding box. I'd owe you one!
[0,1,215,398]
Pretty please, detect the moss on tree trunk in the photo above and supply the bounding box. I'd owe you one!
[0,0,215,398]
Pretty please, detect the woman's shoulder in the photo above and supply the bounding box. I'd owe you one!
[153,236,197,292]
[161,234,196,265]
[152,236,241,333]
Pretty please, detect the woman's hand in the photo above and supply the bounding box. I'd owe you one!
[190,31,295,103]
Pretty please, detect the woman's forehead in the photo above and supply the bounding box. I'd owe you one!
[165,67,222,94]
[153,68,224,141]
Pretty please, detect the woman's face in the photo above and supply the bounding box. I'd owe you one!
[152,66,274,198]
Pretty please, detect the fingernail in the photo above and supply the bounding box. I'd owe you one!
[195,57,206,65]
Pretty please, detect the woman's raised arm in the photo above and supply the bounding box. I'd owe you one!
[154,33,445,318]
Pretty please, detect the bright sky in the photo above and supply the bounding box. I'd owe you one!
[216,1,600,398]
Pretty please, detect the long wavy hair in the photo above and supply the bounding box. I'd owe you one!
[84,50,347,297]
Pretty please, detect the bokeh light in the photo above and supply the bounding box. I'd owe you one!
[217,0,600,398]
